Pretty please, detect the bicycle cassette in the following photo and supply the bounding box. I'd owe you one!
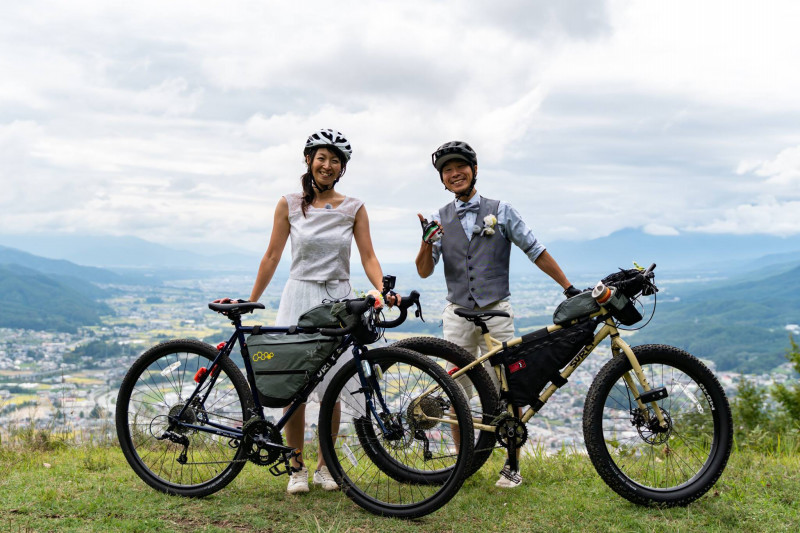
[495,417,528,449]
[407,395,449,431]
[242,418,283,467]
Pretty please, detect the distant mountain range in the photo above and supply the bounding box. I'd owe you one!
[538,228,800,275]
[2,229,800,373]
[0,264,112,332]
[3,228,800,276]
[625,261,800,373]
[0,246,123,284]
[0,234,262,272]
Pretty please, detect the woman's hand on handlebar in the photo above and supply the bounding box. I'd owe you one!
[366,289,402,308]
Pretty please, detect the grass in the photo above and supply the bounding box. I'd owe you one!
[1,444,798,533]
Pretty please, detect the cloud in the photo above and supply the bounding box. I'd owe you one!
[738,144,800,189]
[688,197,800,236]
[2,0,800,259]
[643,224,680,236]
[133,78,204,117]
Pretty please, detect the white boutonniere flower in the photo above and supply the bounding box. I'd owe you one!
[480,214,498,236]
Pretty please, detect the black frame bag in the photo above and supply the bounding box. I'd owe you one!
[500,320,597,408]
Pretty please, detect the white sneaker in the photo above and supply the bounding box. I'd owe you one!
[313,466,339,491]
[495,465,523,488]
[287,466,309,494]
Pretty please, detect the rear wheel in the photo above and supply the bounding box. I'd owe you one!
[393,337,500,477]
[116,339,253,497]
[318,346,474,519]
[583,344,732,506]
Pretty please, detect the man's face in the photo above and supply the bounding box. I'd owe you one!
[441,159,476,196]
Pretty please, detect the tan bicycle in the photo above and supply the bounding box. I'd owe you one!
[392,263,733,507]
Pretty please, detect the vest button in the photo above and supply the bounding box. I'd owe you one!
[467,255,472,259]
[468,296,474,301]
[468,266,473,270]
[469,277,474,281]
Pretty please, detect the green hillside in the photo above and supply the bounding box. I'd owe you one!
[0,264,112,332]
[633,264,800,373]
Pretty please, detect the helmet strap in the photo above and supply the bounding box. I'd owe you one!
[311,175,341,192]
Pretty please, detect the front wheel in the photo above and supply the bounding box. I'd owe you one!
[583,344,732,506]
[115,339,254,497]
[318,346,474,519]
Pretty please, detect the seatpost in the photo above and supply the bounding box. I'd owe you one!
[473,317,489,335]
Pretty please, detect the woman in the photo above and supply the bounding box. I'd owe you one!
[234,129,396,494]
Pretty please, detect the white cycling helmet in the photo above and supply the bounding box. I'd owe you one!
[305,129,353,161]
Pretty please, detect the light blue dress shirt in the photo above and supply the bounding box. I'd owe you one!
[428,194,546,266]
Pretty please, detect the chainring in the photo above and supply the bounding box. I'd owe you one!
[495,417,528,449]
[242,418,283,467]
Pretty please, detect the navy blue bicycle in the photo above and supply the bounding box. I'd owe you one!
[115,280,475,519]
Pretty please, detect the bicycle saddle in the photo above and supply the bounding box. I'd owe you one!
[208,301,265,314]
[454,308,510,320]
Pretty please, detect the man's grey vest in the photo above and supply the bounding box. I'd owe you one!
[439,197,512,308]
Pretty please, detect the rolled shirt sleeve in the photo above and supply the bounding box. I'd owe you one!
[497,202,545,263]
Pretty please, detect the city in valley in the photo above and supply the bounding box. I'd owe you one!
[0,273,785,454]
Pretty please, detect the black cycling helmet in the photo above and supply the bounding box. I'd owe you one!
[431,140,478,199]
[431,141,477,172]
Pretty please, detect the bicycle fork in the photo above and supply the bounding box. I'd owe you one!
[612,336,669,429]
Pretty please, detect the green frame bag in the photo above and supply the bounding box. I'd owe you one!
[246,333,339,407]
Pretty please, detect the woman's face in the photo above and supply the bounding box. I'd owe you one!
[307,147,343,188]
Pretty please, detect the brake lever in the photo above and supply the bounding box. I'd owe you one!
[414,301,425,322]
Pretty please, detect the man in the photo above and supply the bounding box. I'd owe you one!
[415,140,580,488]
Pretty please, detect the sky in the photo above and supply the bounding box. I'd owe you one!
[2,0,800,263]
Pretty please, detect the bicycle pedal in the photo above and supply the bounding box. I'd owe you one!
[268,463,291,476]
[499,466,522,484]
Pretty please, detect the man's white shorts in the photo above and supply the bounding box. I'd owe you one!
[441,300,516,393]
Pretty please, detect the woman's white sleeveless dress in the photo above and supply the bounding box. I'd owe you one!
[274,192,363,401]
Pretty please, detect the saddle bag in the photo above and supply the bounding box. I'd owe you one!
[499,320,597,408]
[246,332,339,408]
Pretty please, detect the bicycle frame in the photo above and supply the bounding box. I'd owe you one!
[419,310,668,431]
[169,311,399,445]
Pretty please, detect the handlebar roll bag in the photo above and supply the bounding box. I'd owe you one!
[297,301,358,329]
[552,291,600,325]
[246,333,339,407]
[500,320,596,408]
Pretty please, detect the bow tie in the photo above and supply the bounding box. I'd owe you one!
[456,202,480,219]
